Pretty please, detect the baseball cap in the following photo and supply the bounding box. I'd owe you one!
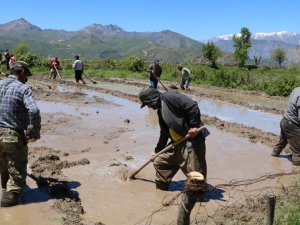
[11,61,32,76]
[139,88,161,108]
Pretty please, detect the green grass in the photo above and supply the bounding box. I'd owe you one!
[275,179,300,224]
[2,62,300,97]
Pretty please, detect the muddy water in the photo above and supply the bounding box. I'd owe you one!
[0,85,293,225]
[88,81,282,135]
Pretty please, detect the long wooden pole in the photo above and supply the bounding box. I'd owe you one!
[53,66,62,79]
[129,126,206,180]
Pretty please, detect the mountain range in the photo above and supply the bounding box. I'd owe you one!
[1,18,300,65]
[207,31,300,65]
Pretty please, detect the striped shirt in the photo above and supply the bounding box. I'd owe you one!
[0,75,41,138]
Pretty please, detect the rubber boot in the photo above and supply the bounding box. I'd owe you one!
[1,170,9,190]
[271,149,281,157]
[1,191,19,207]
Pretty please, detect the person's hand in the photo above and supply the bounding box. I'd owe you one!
[150,152,157,162]
[26,138,36,143]
[188,127,198,138]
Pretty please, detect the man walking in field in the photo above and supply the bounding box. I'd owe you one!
[72,55,86,84]
[0,61,41,207]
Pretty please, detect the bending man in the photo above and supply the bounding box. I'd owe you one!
[139,87,209,224]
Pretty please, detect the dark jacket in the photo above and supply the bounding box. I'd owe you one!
[155,91,209,152]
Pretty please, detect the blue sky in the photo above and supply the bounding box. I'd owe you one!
[1,0,299,41]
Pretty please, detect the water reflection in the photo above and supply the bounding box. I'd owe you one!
[197,98,281,135]
[51,84,281,134]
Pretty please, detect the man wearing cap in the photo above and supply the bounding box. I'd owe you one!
[148,60,162,89]
[139,87,209,224]
[0,61,41,207]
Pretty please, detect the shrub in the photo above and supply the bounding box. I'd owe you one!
[121,56,145,72]
[266,76,299,96]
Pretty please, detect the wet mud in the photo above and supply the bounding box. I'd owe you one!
[0,75,296,225]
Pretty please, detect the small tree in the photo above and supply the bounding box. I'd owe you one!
[202,41,222,68]
[272,48,286,68]
[233,27,252,68]
[12,43,41,66]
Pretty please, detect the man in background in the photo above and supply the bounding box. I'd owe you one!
[72,55,86,84]
[177,66,192,90]
[148,59,162,89]
[49,56,61,79]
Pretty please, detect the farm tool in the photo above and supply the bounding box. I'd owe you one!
[53,66,62,79]
[83,74,97,84]
[169,82,180,89]
[129,126,206,180]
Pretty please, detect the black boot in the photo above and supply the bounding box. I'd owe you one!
[1,170,9,190]
[1,191,19,207]
[155,181,169,191]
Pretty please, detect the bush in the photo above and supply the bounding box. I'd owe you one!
[266,76,299,96]
[121,56,145,72]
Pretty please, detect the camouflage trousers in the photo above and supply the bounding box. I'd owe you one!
[0,128,28,194]
[153,137,207,185]
[273,118,300,164]
[154,137,207,225]
[49,68,57,79]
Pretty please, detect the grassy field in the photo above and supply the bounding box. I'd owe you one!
[1,59,300,97]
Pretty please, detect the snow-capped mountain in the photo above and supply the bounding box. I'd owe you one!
[207,31,300,45]
[204,31,300,63]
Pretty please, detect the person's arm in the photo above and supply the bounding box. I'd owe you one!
[23,88,41,140]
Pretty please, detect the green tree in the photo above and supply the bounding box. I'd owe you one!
[12,43,42,66]
[12,43,31,56]
[202,41,222,68]
[272,48,286,68]
[121,55,145,72]
[233,27,252,68]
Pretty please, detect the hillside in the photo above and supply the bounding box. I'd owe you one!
[0,18,203,63]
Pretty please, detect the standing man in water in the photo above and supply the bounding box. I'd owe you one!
[139,87,209,224]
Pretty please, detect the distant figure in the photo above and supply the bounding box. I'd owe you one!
[272,87,300,165]
[9,54,15,68]
[49,57,61,79]
[177,66,192,90]
[3,49,11,70]
[72,55,86,84]
[148,59,162,89]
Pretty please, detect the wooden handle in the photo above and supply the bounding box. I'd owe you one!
[129,126,206,180]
